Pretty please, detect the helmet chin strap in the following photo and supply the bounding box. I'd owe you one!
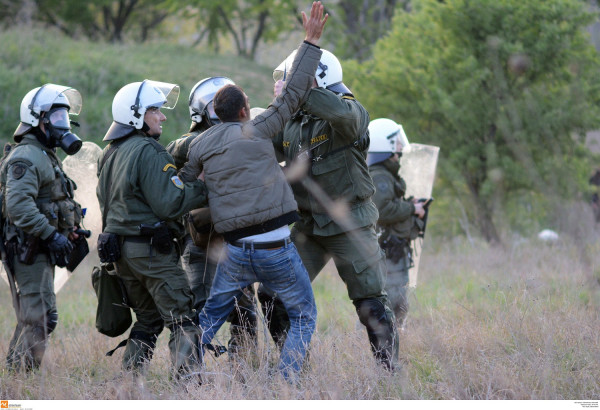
[141,121,160,140]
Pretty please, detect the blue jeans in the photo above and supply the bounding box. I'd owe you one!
[198,239,316,380]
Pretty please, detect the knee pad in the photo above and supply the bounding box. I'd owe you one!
[46,311,58,335]
[354,298,388,328]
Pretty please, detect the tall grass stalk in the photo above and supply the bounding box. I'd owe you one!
[1,235,598,399]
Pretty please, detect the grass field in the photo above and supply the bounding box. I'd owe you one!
[0,231,598,400]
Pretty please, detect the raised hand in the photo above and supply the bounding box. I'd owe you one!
[303,1,328,45]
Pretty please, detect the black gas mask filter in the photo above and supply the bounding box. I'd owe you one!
[43,107,82,155]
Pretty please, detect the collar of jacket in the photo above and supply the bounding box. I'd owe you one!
[381,158,401,179]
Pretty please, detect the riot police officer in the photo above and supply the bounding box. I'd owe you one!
[96,80,208,379]
[1,84,85,372]
[166,77,257,354]
[259,50,399,370]
[367,118,425,330]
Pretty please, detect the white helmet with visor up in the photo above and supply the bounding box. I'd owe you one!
[367,118,410,166]
[14,84,82,140]
[104,79,180,141]
[273,48,352,95]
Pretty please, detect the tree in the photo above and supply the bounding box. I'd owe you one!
[324,0,407,61]
[346,0,600,243]
[170,0,299,60]
[5,0,169,42]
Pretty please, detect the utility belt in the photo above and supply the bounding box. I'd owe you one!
[6,226,90,271]
[98,221,174,263]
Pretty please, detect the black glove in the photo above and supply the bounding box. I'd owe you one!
[97,232,121,263]
[46,230,74,266]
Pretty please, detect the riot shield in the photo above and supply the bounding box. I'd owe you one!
[1,141,103,293]
[399,143,439,287]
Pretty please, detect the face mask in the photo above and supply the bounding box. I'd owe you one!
[45,107,82,155]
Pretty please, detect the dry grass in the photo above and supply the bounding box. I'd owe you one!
[0,232,599,400]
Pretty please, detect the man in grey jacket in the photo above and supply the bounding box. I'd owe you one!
[179,1,327,381]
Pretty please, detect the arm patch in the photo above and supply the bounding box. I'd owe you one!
[10,162,29,180]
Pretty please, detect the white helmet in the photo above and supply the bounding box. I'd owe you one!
[189,76,235,129]
[104,79,179,141]
[367,118,410,166]
[14,84,82,140]
[273,48,352,95]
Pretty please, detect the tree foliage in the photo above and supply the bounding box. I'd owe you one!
[324,0,408,61]
[168,0,300,60]
[0,0,168,42]
[346,0,600,243]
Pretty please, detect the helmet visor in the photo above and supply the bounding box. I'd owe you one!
[142,80,180,109]
[273,69,286,83]
[397,125,410,149]
[32,85,82,115]
[48,107,71,129]
[190,90,217,115]
[206,101,219,123]
[273,50,296,82]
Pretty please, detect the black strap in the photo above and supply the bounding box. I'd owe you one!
[99,140,124,231]
[105,339,128,357]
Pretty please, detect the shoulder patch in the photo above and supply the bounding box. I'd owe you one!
[11,163,27,180]
[377,180,390,193]
[170,176,184,190]
[163,163,177,172]
[372,173,392,194]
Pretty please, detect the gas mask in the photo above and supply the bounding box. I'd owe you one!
[44,107,82,155]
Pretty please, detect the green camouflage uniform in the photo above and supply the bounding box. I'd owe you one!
[262,88,398,369]
[166,131,257,352]
[96,131,208,376]
[0,134,82,372]
[369,159,415,326]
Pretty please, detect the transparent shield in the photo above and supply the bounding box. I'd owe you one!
[55,141,103,291]
[399,143,440,287]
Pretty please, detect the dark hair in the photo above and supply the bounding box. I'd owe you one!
[213,84,246,122]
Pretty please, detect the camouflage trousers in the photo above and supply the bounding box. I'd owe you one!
[6,252,57,373]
